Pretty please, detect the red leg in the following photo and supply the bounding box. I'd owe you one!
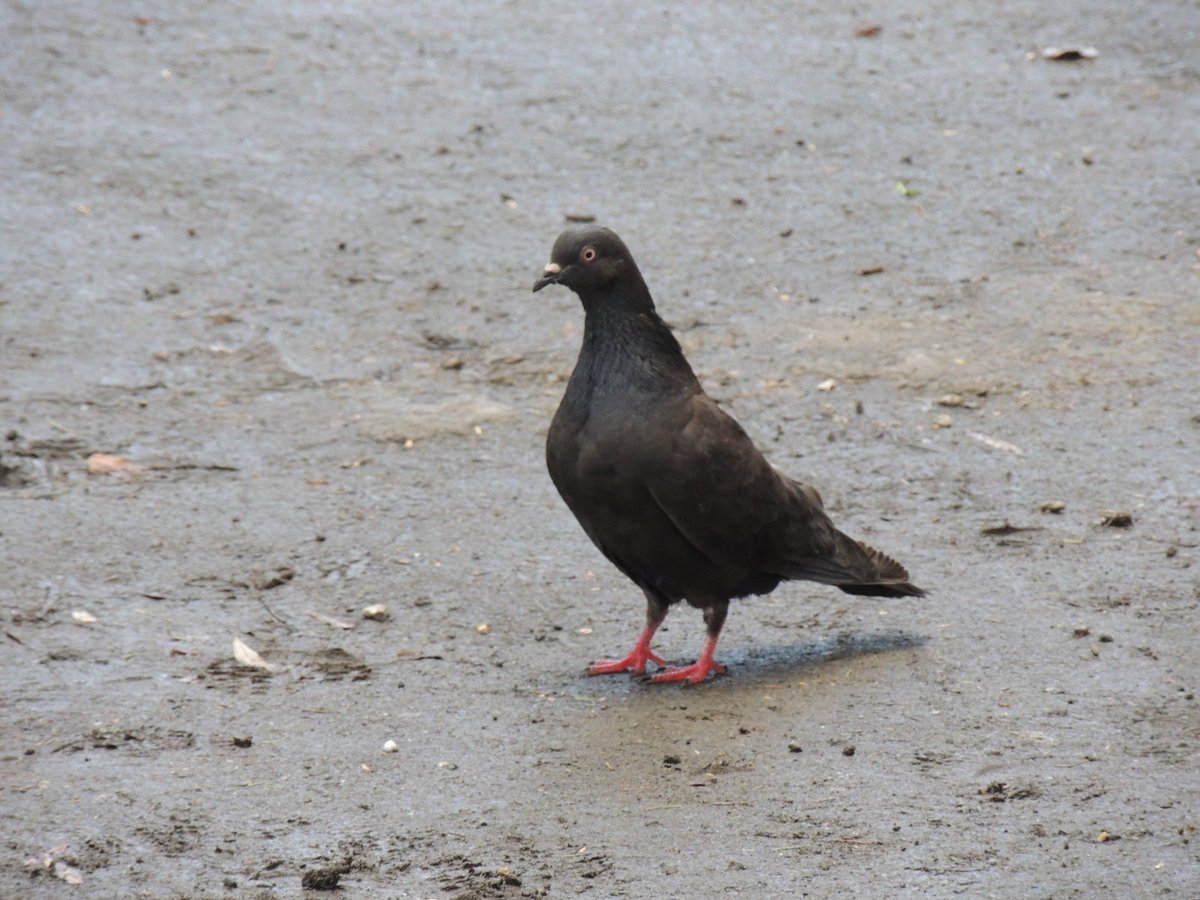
[647,633,726,684]
[648,601,729,685]
[589,591,669,676]
[589,624,668,675]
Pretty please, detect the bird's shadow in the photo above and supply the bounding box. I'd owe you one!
[576,630,928,697]
[711,630,928,687]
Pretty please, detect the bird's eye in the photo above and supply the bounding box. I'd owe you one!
[581,246,598,264]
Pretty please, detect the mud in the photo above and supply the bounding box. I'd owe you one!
[3,1,1198,897]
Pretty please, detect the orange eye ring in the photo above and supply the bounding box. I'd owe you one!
[581,246,598,263]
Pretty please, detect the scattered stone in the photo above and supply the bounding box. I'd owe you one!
[256,567,294,590]
[301,867,342,890]
[142,282,181,301]
[1043,46,1099,61]
[981,781,1038,801]
[495,867,522,887]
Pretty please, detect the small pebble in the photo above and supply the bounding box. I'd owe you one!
[363,604,390,620]
[382,740,398,753]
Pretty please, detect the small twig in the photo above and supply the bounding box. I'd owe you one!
[255,593,292,631]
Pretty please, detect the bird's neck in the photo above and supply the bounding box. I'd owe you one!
[575,295,697,398]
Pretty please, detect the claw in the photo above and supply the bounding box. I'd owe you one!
[588,622,666,676]
[589,649,667,676]
[648,658,726,685]
[646,633,725,685]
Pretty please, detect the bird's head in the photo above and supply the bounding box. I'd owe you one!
[532,225,633,297]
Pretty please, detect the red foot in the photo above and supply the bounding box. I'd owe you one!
[648,658,726,685]
[589,649,668,676]
[647,634,726,685]
[588,624,666,676]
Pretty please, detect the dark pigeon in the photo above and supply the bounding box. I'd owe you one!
[533,225,924,684]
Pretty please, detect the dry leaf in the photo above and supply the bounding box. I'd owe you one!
[968,431,1025,456]
[54,861,84,885]
[307,609,355,630]
[86,452,141,475]
[232,636,276,671]
[981,523,1042,536]
[24,845,83,884]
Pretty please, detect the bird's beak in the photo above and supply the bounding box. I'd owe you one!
[532,261,562,293]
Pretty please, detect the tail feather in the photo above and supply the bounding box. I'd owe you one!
[837,539,926,598]
[776,527,926,598]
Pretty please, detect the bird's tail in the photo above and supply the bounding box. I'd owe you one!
[777,526,926,597]
[835,536,926,598]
